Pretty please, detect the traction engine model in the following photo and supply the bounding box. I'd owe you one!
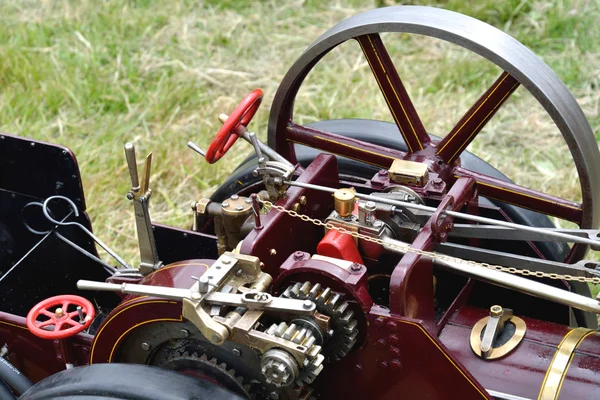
[2,6,600,400]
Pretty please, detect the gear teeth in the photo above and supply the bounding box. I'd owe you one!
[308,283,321,298]
[299,281,312,296]
[160,346,253,399]
[317,287,331,302]
[281,281,360,362]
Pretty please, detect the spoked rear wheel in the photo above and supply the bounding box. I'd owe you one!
[268,5,600,263]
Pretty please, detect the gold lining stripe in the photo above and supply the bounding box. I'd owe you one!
[538,328,596,400]
[286,137,391,169]
[0,320,29,331]
[108,307,181,361]
[438,73,510,156]
[447,81,519,163]
[453,176,582,213]
[357,37,420,152]
[365,35,423,151]
[90,300,173,362]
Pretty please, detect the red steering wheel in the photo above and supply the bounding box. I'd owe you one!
[205,89,263,164]
[26,295,95,340]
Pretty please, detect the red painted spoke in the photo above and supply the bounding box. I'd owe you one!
[437,72,520,163]
[62,302,70,311]
[64,318,79,327]
[356,34,429,153]
[455,166,582,223]
[286,122,405,168]
[37,320,55,328]
[40,309,54,318]
[68,311,80,318]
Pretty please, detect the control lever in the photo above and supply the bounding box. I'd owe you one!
[124,143,163,275]
[480,305,513,358]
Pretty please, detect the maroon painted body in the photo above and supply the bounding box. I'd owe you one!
[1,142,599,399]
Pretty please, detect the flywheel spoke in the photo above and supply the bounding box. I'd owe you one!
[436,72,520,163]
[356,34,430,153]
[286,122,404,168]
[454,166,582,223]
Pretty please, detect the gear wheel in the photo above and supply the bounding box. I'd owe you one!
[282,281,359,361]
[264,321,324,385]
[158,345,254,399]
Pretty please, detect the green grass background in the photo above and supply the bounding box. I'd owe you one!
[2,0,599,271]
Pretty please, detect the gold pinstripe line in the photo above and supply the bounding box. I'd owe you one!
[357,37,414,153]
[448,81,519,162]
[438,73,511,156]
[366,35,424,151]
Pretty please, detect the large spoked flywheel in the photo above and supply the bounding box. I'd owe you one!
[267,5,600,263]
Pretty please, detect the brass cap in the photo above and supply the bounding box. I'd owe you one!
[333,188,356,218]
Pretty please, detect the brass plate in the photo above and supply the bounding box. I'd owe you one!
[470,316,526,360]
[388,159,429,186]
[538,327,596,400]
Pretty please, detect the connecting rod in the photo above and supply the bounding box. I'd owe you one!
[285,180,600,249]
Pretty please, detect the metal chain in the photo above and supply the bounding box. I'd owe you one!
[259,199,600,284]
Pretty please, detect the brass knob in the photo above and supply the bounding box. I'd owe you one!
[333,188,356,218]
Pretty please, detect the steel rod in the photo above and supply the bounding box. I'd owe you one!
[285,180,600,248]
[381,237,600,314]
[77,280,191,300]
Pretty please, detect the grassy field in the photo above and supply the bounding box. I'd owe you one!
[1,0,599,268]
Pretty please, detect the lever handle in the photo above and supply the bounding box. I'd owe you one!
[124,143,140,191]
[188,141,206,157]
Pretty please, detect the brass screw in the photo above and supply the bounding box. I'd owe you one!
[54,307,64,318]
[490,305,503,317]
[292,203,300,212]
[299,196,307,205]
[269,249,277,256]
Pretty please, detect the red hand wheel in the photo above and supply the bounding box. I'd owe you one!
[205,89,263,164]
[26,295,95,340]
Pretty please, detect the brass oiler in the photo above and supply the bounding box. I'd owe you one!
[333,188,356,218]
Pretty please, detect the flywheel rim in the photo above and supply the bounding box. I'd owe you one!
[267,5,600,261]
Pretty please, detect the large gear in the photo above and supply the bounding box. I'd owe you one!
[281,281,359,361]
[157,344,255,399]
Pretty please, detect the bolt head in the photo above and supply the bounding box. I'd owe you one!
[269,249,277,256]
[373,220,383,227]
[232,348,241,357]
[303,300,313,309]
[141,342,151,351]
[212,334,222,343]
[221,256,231,264]
[490,305,503,317]
[293,251,304,260]
[221,201,229,208]
[350,263,361,272]
[230,194,239,200]
[235,205,244,211]
[378,169,388,176]
[126,192,134,200]
[180,329,189,338]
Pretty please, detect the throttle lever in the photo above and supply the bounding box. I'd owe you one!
[123,143,162,275]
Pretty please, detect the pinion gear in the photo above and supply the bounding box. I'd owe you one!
[282,281,358,361]
[265,321,324,385]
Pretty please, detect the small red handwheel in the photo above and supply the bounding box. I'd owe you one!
[205,89,263,164]
[26,295,95,340]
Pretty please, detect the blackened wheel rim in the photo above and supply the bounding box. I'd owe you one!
[267,5,600,262]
